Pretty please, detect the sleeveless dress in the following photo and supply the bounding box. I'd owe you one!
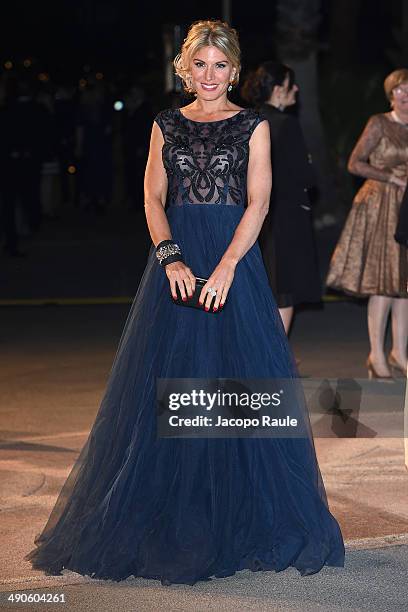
[26,108,345,585]
[327,113,408,297]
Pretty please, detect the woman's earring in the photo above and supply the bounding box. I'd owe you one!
[187,76,195,93]
[228,83,233,92]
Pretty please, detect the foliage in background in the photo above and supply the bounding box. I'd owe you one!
[275,0,321,60]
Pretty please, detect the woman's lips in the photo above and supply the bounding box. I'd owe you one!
[201,83,219,91]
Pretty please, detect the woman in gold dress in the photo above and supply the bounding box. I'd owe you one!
[326,69,408,379]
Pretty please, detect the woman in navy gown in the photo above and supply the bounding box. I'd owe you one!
[26,20,344,585]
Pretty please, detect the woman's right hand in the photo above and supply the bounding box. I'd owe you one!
[165,261,196,301]
[389,174,407,189]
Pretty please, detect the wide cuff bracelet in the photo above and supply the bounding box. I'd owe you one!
[156,241,182,266]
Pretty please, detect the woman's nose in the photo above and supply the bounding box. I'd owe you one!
[204,66,214,81]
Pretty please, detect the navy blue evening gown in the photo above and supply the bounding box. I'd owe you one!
[26,108,345,585]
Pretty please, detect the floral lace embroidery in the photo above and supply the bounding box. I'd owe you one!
[155,108,264,206]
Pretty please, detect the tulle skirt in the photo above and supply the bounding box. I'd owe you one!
[26,204,345,585]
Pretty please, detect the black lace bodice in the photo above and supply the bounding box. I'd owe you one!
[154,108,264,206]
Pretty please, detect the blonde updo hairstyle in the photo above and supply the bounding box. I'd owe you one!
[174,20,241,94]
[384,68,408,105]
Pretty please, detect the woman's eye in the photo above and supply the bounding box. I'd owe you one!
[216,64,226,69]
[194,62,204,68]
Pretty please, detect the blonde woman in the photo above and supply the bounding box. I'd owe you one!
[27,20,344,585]
[327,69,408,379]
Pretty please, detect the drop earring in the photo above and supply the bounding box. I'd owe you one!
[228,83,233,92]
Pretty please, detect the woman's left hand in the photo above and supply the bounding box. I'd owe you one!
[199,259,236,312]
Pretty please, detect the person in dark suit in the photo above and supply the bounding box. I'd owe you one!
[242,62,321,333]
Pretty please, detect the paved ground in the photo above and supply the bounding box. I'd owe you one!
[0,210,407,611]
[1,544,408,612]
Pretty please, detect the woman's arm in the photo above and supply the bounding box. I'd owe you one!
[200,120,272,310]
[144,122,171,244]
[144,121,196,299]
[347,115,403,185]
[221,120,272,264]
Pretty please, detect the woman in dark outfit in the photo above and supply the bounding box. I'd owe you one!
[242,62,321,333]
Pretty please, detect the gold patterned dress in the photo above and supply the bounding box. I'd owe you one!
[327,112,408,297]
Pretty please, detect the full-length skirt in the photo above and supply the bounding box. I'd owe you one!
[27,204,345,585]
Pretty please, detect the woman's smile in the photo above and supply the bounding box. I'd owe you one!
[201,83,219,90]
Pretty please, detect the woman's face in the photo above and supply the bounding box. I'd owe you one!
[277,75,298,108]
[188,45,236,100]
[392,81,408,115]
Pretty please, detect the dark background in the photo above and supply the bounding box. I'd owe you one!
[0,1,402,72]
[0,1,401,68]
